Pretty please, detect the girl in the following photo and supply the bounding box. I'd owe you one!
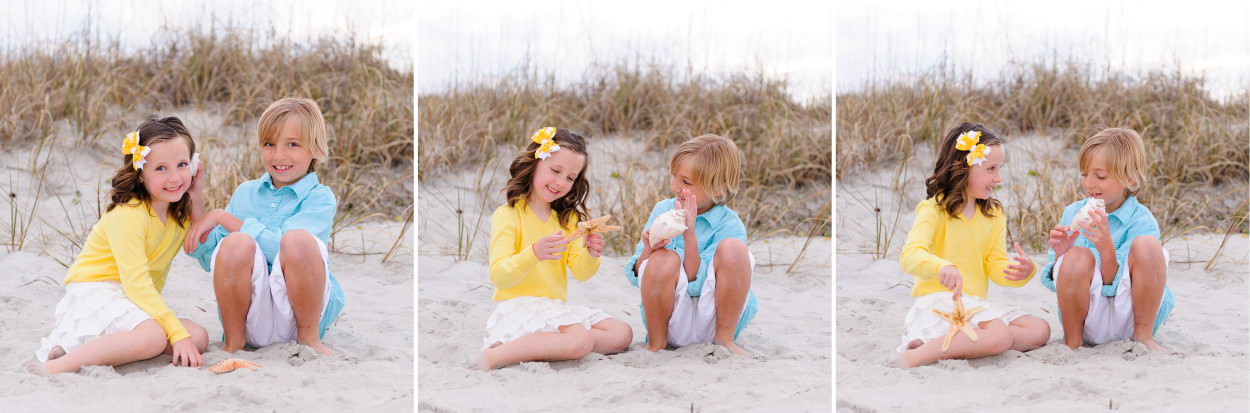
[1039,128,1172,351]
[34,117,209,374]
[895,123,1050,368]
[624,134,757,355]
[468,127,633,370]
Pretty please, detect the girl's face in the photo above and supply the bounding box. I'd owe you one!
[262,119,314,189]
[140,138,193,211]
[670,159,714,214]
[963,144,1004,202]
[527,146,585,208]
[1081,148,1129,212]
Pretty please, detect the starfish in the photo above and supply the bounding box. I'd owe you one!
[206,358,262,374]
[569,215,621,239]
[931,295,985,352]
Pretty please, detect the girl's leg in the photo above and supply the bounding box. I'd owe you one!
[899,319,1014,368]
[279,229,332,355]
[1127,235,1166,351]
[1055,247,1095,349]
[711,238,751,355]
[44,320,168,374]
[588,318,633,354]
[479,324,595,369]
[640,249,681,352]
[214,232,257,353]
[1006,315,1051,351]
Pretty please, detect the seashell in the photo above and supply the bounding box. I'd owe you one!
[1072,198,1105,230]
[648,208,687,246]
[190,153,201,176]
[206,358,261,374]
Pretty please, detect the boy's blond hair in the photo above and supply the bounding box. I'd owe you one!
[670,134,741,205]
[1078,127,1148,196]
[257,97,330,172]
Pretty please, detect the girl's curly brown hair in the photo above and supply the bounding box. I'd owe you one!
[503,128,590,229]
[107,117,196,227]
[925,122,1003,218]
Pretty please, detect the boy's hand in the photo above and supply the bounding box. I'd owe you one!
[1048,224,1079,257]
[640,228,669,253]
[678,189,697,230]
[170,338,202,367]
[187,158,204,196]
[585,233,605,258]
[533,231,570,261]
[183,211,216,254]
[938,265,963,299]
[1004,242,1034,281]
[1076,209,1114,257]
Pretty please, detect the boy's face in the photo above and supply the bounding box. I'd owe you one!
[527,146,585,208]
[963,144,1003,202]
[140,138,192,210]
[670,159,715,214]
[262,119,314,189]
[1081,148,1129,213]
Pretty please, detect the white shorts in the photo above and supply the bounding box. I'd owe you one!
[211,236,332,348]
[36,281,153,362]
[638,251,754,348]
[1055,247,1169,345]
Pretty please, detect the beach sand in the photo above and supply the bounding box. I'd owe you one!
[0,131,414,411]
[416,136,833,411]
[835,135,1249,411]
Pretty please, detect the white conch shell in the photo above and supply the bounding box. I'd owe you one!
[190,153,201,176]
[648,208,687,246]
[1072,198,1105,230]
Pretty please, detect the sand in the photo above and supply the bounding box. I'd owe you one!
[835,135,1249,411]
[416,136,833,412]
[0,128,414,411]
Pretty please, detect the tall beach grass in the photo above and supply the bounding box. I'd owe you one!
[838,57,1249,252]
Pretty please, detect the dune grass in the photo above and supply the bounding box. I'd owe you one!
[0,23,412,257]
[837,58,1249,251]
[419,62,832,254]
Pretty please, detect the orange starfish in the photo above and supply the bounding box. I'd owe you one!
[206,358,261,374]
[931,295,984,352]
[569,215,621,239]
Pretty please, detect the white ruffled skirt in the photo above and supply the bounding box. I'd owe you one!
[482,296,611,350]
[36,281,152,362]
[896,292,1027,352]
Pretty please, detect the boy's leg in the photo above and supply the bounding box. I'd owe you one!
[477,324,595,369]
[1055,247,1095,349]
[711,238,751,355]
[278,229,332,355]
[900,319,1014,368]
[640,249,681,352]
[44,320,168,374]
[213,232,258,353]
[588,318,633,354]
[1006,315,1051,351]
[1127,235,1166,350]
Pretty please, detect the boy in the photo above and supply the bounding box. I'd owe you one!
[625,134,757,355]
[187,97,345,355]
[1041,128,1173,351]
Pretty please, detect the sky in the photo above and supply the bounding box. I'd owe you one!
[836,0,1250,100]
[417,0,834,102]
[1,0,413,71]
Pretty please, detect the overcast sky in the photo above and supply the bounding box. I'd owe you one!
[836,0,1250,100]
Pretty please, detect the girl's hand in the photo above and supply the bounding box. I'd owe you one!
[170,338,202,367]
[938,265,963,299]
[1004,242,1034,281]
[533,231,570,261]
[1076,209,1114,257]
[585,233,605,258]
[1048,224,1079,257]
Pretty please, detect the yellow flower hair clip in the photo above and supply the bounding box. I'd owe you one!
[954,130,981,151]
[122,130,150,170]
[530,126,560,160]
[966,143,991,167]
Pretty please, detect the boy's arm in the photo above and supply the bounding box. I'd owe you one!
[488,207,540,290]
[188,186,250,271]
[899,202,953,280]
[685,215,746,297]
[107,208,191,345]
[624,201,667,287]
[1100,211,1161,297]
[1039,203,1080,292]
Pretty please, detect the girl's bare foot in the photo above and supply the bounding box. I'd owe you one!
[884,352,909,368]
[464,350,491,370]
[25,361,51,376]
[46,346,66,361]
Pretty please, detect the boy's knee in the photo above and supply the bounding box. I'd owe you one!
[1129,235,1163,263]
[1057,247,1094,290]
[217,233,256,268]
[280,230,321,263]
[642,250,680,284]
[714,238,749,270]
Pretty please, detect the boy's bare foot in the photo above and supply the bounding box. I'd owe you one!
[304,341,334,356]
[220,342,246,353]
[46,346,66,361]
[1135,337,1165,352]
[715,340,749,355]
[644,342,666,352]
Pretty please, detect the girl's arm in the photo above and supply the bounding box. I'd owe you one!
[107,208,191,345]
[987,213,1034,287]
[566,230,601,282]
[899,201,954,279]
[488,207,541,289]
